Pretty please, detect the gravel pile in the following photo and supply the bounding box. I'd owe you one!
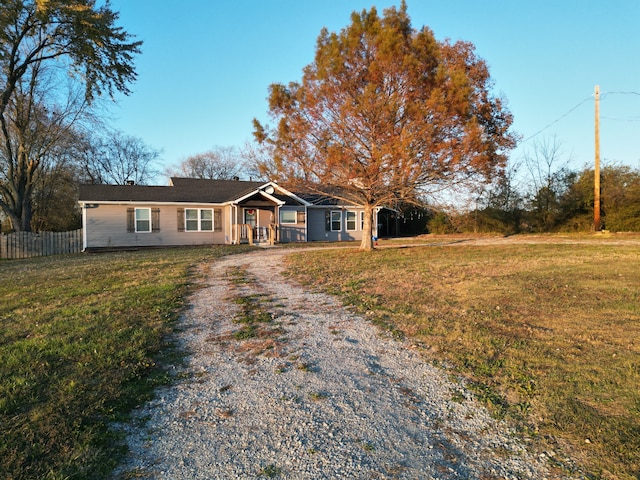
[114,248,565,479]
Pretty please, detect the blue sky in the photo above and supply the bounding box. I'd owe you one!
[108,0,640,178]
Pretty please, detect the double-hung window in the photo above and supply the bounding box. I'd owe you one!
[346,211,357,231]
[331,210,342,231]
[128,208,159,233]
[185,208,213,231]
[135,208,151,233]
[200,209,213,231]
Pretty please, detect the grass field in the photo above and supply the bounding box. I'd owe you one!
[2,236,639,479]
[0,245,253,480]
[286,235,640,479]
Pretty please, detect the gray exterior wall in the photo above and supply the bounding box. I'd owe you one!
[278,206,307,243]
[83,204,230,249]
[306,207,364,242]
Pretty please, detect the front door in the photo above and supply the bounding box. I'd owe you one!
[244,208,257,229]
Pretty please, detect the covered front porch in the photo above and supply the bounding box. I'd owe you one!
[233,220,278,245]
[230,189,283,245]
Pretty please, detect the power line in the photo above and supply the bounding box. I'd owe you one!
[520,91,640,144]
[601,91,640,98]
[602,116,640,122]
[521,96,592,144]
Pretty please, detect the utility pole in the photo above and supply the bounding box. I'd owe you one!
[594,85,601,231]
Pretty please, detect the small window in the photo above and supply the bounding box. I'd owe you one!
[331,210,342,231]
[360,211,365,231]
[136,208,151,233]
[346,211,357,231]
[185,208,213,231]
[280,210,297,224]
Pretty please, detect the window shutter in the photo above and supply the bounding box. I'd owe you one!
[214,208,222,232]
[152,208,160,232]
[177,208,185,232]
[325,210,330,232]
[127,208,135,233]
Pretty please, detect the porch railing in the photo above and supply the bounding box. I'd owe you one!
[234,224,277,245]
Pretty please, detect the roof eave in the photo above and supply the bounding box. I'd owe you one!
[77,200,227,206]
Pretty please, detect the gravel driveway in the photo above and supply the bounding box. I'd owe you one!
[114,247,560,479]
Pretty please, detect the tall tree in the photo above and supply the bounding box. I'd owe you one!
[522,136,572,232]
[0,0,141,116]
[166,146,246,180]
[78,130,161,185]
[31,162,82,232]
[599,164,640,231]
[0,70,88,231]
[481,160,525,233]
[0,0,141,231]
[253,2,516,250]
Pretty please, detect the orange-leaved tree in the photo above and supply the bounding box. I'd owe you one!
[253,2,516,251]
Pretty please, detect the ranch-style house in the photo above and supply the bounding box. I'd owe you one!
[78,177,398,250]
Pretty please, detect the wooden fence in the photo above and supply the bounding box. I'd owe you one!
[0,229,83,259]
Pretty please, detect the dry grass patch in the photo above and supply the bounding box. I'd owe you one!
[287,236,640,479]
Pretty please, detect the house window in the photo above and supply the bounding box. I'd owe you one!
[280,209,297,224]
[128,208,159,233]
[136,208,151,233]
[331,210,342,231]
[346,211,357,231]
[185,209,198,231]
[185,208,213,231]
[360,211,365,231]
[200,209,213,230]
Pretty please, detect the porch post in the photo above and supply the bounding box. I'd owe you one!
[230,205,233,244]
[233,205,239,244]
[269,224,276,245]
[81,203,87,251]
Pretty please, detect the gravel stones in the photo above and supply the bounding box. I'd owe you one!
[114,248,563,479]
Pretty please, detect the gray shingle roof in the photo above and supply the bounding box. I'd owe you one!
[78,178,267,203]
[298,193,358,206]
[78,177,360,207]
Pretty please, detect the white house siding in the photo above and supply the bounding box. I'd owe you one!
[83,204,229,249]
[306,207,364,242]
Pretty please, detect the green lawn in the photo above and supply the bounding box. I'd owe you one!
[3,236,639,479]
[0,245,253,480]
[286,236,640,479]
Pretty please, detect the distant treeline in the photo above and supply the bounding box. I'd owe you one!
[404,164,640,235]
